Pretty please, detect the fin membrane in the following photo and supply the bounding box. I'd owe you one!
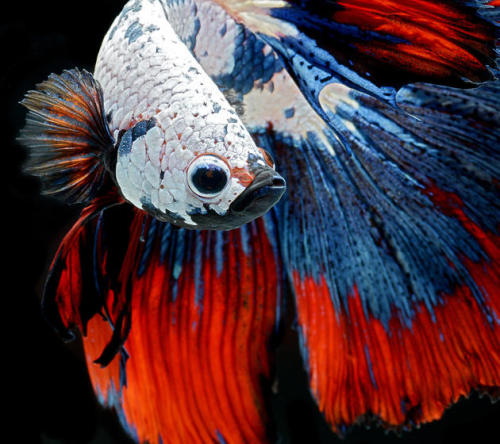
[19,68,114,204]
[44,201,282,444]
[253,78,500,431]
[43,191,124,341]
[220,0,498,104]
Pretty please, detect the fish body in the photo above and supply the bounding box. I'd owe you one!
[97,0,284,228]
[21,0,285,231]
[18,0,500,443]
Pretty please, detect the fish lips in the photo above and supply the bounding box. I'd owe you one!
[191,165,286,230]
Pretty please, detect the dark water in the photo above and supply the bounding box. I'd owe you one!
[4,1,498,443]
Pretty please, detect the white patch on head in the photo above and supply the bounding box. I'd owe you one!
[242,70,340,155]
[96,0,263,226]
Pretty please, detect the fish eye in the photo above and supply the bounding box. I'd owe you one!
[187,154,230,198]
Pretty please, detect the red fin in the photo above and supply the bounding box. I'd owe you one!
[330,0,498,85]
[294,277,499,429]
[84,316,123,406]
[293,192,500,430]
[51,208,281,443]
[43,191,123,341]
[19,68,114,204]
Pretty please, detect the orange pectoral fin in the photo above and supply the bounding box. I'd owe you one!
[19,69,115,204]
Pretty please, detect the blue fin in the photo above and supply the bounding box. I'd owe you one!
[219,0,498,107]
[252,78,500,430]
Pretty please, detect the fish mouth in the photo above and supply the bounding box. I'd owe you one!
[230,167,285,215]
[190,165,286,230]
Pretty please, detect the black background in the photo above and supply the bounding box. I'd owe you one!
[4,1,499,443]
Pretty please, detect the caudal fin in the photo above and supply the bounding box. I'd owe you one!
[253,77,500,432]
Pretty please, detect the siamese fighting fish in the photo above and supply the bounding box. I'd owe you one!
[19,0,500,443]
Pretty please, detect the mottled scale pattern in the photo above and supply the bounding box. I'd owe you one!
[174,0,283,93]
[94,0,262,225]
[164,0,339,156]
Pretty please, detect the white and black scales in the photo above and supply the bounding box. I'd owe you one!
[95,0,285,229]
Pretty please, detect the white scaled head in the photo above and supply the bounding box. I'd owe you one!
[96,0,285,230]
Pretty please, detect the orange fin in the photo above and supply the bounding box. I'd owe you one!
[19,68,114,204]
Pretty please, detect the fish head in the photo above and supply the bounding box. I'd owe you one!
[114,98,285,231]
[95,2,285,230]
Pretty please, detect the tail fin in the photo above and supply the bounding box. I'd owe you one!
[19,68,115,204]
[44,201,282,444]
[253,77,500,431]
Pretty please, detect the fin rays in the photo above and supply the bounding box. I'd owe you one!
[19,68,114,204]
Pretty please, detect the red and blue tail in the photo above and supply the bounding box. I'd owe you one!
[254,55,500,433]
[224,0,500,432]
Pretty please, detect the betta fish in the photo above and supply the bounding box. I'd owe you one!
[18,0,500,443]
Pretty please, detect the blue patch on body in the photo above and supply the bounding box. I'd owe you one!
[108,0,142,41]
[118,118,157,158]
[213,26,284,95]
[219,23,227,37]
[125,20,143,44]
[118,129,133,156]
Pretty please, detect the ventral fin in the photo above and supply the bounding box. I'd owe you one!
[43,192,125,343]
[19,68,115,204]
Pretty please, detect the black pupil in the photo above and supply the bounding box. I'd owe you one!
[191,163,228,195]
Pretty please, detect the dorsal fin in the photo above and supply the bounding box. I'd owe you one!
[215,0,498,104]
